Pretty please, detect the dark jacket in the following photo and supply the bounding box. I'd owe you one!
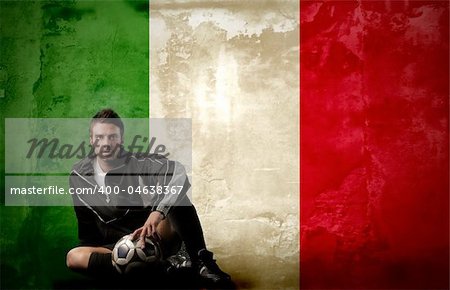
[69,152,190,246]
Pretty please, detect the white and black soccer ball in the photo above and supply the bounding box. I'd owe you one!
[112,234,162,274]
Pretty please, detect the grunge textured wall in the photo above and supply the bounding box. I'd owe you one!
[2,0,448,289]
[149,1,299,289]
[0,1,148,288]
[300,1,449,289]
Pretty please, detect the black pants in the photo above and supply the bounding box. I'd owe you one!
[86,204,207,277]
[102,204,207,261]
[167,204,206,262]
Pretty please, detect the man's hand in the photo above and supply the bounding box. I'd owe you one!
[131,211,164,248]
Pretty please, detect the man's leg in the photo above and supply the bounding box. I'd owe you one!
[156,219,182,257]
[167,205,206,262]
[167,204,231,283]
[66,246,115,276]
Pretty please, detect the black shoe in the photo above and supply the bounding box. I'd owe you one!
[197,249,231,284]
[165,253,192,274]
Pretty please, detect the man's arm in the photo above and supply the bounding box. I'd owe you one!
[154,159,191,218]
[131,158,191,243]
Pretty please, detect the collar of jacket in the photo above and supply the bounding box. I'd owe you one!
[72,148,133,175]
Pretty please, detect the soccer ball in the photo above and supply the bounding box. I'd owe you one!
[112,234,162,274]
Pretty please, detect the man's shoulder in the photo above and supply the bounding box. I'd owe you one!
[71,156,94,174]
[130,153,169,163]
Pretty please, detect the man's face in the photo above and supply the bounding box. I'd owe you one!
[90,122,123,160]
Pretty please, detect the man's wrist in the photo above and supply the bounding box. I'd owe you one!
[155,204,170,218]
[154,209,166,220]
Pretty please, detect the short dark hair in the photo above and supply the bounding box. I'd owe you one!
[90,108,124,137]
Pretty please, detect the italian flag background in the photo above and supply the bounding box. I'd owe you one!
[0,1,448,289]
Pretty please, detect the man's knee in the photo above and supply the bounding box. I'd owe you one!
[66,247,90,270]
